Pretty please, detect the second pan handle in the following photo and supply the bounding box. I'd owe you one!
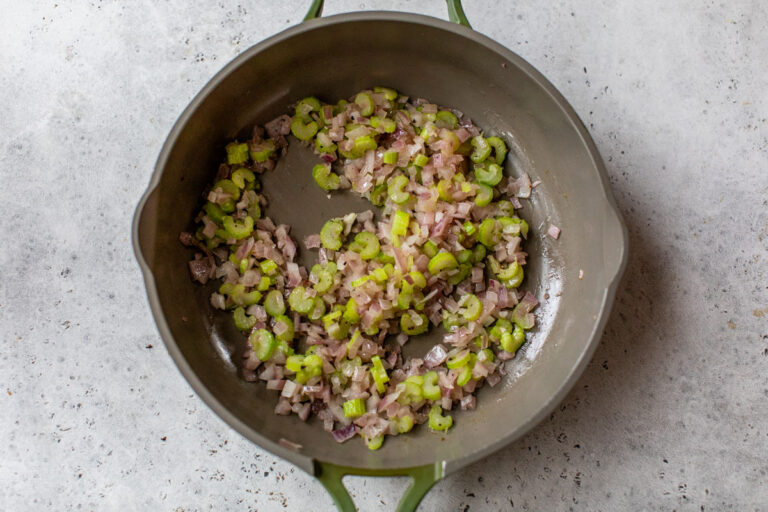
[303,0,472,28]
[314,461,444,512]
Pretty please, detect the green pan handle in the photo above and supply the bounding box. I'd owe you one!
[314,461,444,512]
[304,0,472,28]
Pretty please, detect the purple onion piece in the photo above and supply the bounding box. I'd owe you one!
[332,424,359,443]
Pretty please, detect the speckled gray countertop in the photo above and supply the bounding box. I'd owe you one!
[1,1,767,510]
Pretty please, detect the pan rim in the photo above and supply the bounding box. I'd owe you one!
[132,10,628,475]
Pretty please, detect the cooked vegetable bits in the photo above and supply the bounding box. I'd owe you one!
[180,89,539,450]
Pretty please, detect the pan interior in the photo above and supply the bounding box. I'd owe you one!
[137,14,625,471]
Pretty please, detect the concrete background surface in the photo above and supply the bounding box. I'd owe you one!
[1,1,767,510]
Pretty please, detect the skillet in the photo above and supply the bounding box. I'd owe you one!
[132,1,628,509]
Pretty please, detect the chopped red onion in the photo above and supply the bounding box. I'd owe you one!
[188,257,212,284]
[497,350,516,361]
[352,366,368,383]
[332,424,359,443]
[281,380,298,398]
[508,173,532,199]
[443,297,460,314]
[243,352,261,371]
[235,238,254,260]
[258,363,278,381]
[455,127,471,143]
[279,438,303,450]
[265,114,291,138]
[359,339,379,360]
[456,201,473,217]
[424,344,448,368]
[511,292,539,330]
[209,292,226,310]
[202,216,218,239]
[297,403,311,421]
[486,373,502,387]
[256,217,276,232]
[274,398,292,415]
